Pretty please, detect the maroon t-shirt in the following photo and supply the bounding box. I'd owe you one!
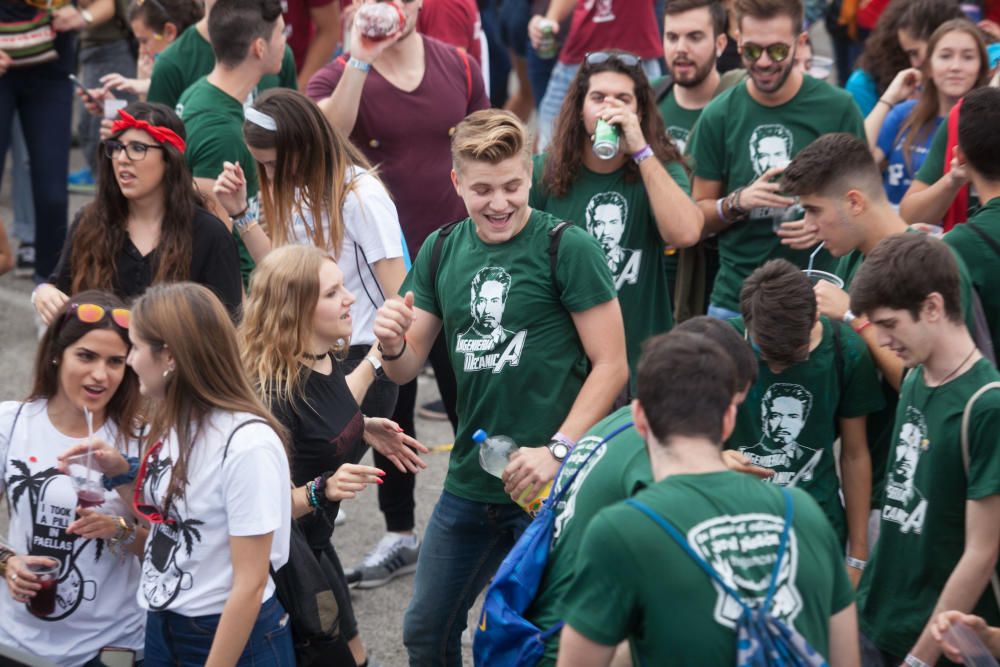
[306,35,489,257]
[284,0,337,70]
[559,0,663,64]
[418,0,482,65]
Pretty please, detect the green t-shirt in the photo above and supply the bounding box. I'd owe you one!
[148,24,298,110]
[914,121,980,216]
[529,157,689,380]
[688,76,865,311]
[177,78,259,285]
[858,358,1000,659]
[726,317,885,545]
[524,406,647,666]
[945,197,1000,357]
[562,471,854,665]
[400,210,617,503]
[838,234,984,506]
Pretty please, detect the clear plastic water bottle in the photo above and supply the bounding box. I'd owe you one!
[355,2,404,41]
[474,429,518,478]
[474,429,553,516]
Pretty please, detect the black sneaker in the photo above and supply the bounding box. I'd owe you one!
[350,533,420,589]
[15,243,34,278]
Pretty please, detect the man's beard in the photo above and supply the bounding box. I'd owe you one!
[748,46,797,94]
[670,55,717,88]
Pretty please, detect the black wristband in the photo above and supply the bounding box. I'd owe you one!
[378,337,407,361]
[228,205,249,221]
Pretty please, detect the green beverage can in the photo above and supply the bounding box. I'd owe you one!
[537,21,558,59]
[592,119,619,160]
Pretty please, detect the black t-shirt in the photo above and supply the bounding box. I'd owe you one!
[49,206,243,319]
[271,358,365,549]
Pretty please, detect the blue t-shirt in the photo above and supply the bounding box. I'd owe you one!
[877,100,942,206]
[846,68,878,116]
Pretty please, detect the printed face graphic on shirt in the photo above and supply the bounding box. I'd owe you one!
[455,267,527,374]
[141,450,199,610]
[883,407,928,534]
[749,124,794,177]
[586,0,615,23]
[688,513,804,630]
[739,384,821,486]
[5,462,100,620]
[585,192,641,290]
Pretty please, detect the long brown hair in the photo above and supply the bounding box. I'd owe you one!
[243,89,376,257]
[239,246,340,411]
[28,289,142,447]
[542,50,683,198]
[897,19,989,172]
[69,102,198,296]
[131,282,286,512]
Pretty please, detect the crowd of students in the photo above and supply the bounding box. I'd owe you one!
[0,0,999,665]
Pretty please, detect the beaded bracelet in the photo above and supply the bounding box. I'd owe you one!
[306,480,320,510]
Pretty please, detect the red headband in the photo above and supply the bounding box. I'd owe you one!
[110,109,186,154]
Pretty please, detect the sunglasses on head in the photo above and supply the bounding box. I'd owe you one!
[741,41,793,63]
[66,303,130,329]
[584,51,641,69]
[133,441,176,525]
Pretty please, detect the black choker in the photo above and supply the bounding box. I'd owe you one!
[302,351,329,361]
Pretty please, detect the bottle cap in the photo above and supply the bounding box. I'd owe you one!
[472,429,488,443]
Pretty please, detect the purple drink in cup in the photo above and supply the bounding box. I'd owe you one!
[27,561,59,617]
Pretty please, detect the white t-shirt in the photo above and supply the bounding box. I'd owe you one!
[138,410,290,617]
[291,166,404,345]
[0,400,144,667]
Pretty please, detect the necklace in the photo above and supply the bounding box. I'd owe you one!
[916,345,978,449]
[302,351,329,361]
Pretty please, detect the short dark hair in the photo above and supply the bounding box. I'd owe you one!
[734,0,803,31]
[740,259,816,367]
[636,331,736,445]
[674,315,758,391]
[850,233,964,323]
[208,0,282,69]
[958,87,1000,181]
[782,133,885,201]
[664,0,728,37]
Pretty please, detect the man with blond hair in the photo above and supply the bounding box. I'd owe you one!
[373,109,628,665]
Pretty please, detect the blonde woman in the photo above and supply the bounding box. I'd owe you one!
[239,245,428,667]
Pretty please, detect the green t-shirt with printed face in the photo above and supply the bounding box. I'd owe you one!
[945,197,1000,357]
[148,24,298,110]
[914,121,980,215]
[838,236,984,506]
[562,472,855,665]
[688,76,865,312]
[529,157,690,381]
[858,359,1000,659]
[177,78,259,285]
[524,406,647,666]
[401,210,617,503]
[726,317,885,546]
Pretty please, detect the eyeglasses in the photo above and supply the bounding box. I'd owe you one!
[741,41,793,63]
[66,303,130,329]
[133,441,176,525]
[584,51,641,69]
[103,139,164,161]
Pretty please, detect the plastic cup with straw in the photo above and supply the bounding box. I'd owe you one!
[802,242,845,289]
[66,407,105,509]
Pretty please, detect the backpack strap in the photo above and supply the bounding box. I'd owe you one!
[830,319,845,395]
[966,223,1000,260]
[455,46,472,106]
[428,220,464,295]
[625,487,794,616]
[548,221,573,296]
[549,421,632,506]
[221,418,272,461]
[960,381,1000,611]
[3,402,27,519]
[652,74,674,104]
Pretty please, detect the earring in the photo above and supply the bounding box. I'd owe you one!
[51,359,58,366]
[163,367,174,379]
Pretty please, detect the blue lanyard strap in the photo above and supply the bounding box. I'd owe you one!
[549,422,633,507]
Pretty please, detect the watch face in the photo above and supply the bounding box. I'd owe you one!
[549,442,569,461]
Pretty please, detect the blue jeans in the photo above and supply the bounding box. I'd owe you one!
[11,113,34,244]
[144,596,295,667]
[0,44,75,281]
[403,490,531,666]
[537,58,662,151]
[707,304,741,321]
[77,39,136,173]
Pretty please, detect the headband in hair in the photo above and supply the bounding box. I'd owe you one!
[245,107,277,131]
[111,110,186,153]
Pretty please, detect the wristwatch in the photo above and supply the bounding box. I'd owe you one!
[843,310,857,325]
[365,355,385,379]
[546,438,571,462]
[80,8,94,24]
